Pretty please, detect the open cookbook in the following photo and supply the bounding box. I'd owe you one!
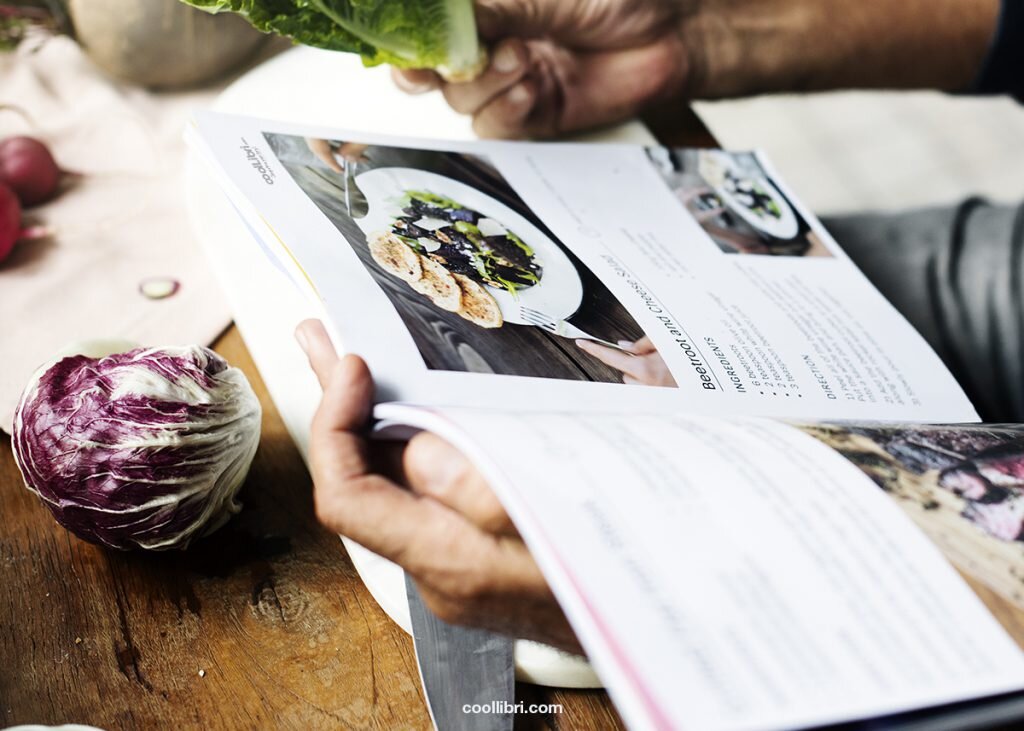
[190,111,1024,731]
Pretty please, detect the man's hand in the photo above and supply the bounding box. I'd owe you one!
[296,319,581,653]
[393,0,692,138]
[578,336,679,387]
[391,0,1002,139]
[304,139,370,172]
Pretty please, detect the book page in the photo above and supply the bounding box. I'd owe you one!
[379,404,1024,731]
[189,112,977,423]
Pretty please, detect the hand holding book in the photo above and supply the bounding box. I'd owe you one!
[391,1,690,139]
[295,318,580,654]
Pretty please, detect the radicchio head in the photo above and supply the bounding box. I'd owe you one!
[12,345,262,550]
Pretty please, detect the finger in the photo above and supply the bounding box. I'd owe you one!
[471,79,537,139]
[631,336,658,354]
[575,339,639,375]
[404,432,516,535]
[693,208,726,224]
[312,415,497,571]
[617,337,656,355]
[314,467,446,568]
[559,43,687,133]
[409,537,583,653]
[412,534,546,612]
[305,138,343,173]
[309,396,473,567]
[295,319,342,390]
[338,142,369,163]
[510,38,686,139]
[681,185,715,203]
[296,320,374,440]
[318,469,519,581]
[310,355,374,455]
[441,38,527,115]
[415,577,582,654]
[391,67,442,95]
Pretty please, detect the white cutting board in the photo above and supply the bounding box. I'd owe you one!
[185,46,656,688]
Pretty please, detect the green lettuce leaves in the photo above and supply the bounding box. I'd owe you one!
[182,0,484,80]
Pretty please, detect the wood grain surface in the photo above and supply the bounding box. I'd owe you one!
[0,327,627,730]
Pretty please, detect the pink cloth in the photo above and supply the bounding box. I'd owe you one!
[0,34,233,433]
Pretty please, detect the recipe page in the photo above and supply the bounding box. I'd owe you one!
[190,112,978,423]
[379,404,1024,731]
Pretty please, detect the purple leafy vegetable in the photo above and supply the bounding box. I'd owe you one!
[12,345,262,550]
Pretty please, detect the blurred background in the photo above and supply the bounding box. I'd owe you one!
[696,92,1024,216]
[4,0,1023,219]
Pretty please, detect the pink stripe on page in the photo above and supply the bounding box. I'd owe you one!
[426,410,678,729]
[547,547,678,731]
[501,483,677,729]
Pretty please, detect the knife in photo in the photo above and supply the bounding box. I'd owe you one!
[405,572,516,731]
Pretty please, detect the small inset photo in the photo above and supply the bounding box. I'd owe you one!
[648,148,834,258]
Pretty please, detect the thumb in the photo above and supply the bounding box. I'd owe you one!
[314,354,375,436]
[296,319,341,390]
[296,319,375,434]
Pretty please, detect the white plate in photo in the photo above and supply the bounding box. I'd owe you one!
[354,167,584,326]
[699,151,800,240]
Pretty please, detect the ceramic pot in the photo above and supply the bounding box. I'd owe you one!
[68,0,267,89]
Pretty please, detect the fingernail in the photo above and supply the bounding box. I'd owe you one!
[295,326,309,353]
[618,340,634,349]
[395,72,432,94]
[493,44,520,74]
[507,83,532,107]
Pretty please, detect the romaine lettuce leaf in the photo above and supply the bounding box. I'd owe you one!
[182,0,484,79]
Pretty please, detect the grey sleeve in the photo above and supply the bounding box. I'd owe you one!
[825,199,1024,422]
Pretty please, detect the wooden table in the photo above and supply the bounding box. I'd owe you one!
[5,100,1024,730]
[0,106,710,730]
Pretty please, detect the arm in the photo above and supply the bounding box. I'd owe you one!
[392,0,1002,138]
[689,0,1002,98]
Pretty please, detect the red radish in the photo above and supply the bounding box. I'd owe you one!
[0,136,61,207]
[0,182,22,262]
[0,182,50,265]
